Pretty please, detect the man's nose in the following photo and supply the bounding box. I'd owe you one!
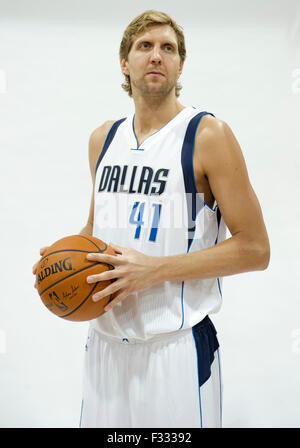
[150,45,162,63]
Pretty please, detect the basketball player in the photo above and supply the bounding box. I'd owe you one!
[32,10,270,428]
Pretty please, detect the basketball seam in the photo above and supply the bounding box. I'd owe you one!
[38,262,112,296]
[39,248,103,263]
[76,234,108,253]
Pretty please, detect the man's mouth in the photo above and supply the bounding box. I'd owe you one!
[146,72,165,77]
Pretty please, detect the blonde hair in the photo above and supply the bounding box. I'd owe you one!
[119,10,186,97]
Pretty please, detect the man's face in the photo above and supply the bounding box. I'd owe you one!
[121,24,184,98]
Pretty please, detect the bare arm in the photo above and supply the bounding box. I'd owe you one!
[79,120,116,236]
[156,116,270,282]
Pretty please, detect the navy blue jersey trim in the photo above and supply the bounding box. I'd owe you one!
[95,118,126,174]
[181,111,215,252]
[214,207,223,298]
[217,349,222,426]
[214,207,222,245]
[192,315,220,388]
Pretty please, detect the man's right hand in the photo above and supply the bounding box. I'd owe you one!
[32,246,50,289]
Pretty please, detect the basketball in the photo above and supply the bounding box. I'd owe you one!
[35,234,116,321]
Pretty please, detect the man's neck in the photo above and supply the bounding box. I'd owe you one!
[132,94,186,136]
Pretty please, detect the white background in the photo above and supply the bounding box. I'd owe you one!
[0,0,300,428]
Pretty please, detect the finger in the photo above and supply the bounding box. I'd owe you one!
[104,290,128,312]
[87,252,123,265]
[40,246,49,256]
[92,280,123,302]
[32,262,39,274]
[32,247,49,274]
[87,269,118,284]
[109,242,124,254]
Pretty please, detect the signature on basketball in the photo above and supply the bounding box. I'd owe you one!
[48,290,69,311]
[62,284,79,300]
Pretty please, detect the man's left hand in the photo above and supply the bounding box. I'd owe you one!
[86,242,161,312]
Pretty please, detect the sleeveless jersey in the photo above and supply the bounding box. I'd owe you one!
[90,106,227,342]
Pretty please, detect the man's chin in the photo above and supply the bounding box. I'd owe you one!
[135,82,174,97]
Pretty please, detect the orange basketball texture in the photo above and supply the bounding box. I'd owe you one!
[35,234,116,321]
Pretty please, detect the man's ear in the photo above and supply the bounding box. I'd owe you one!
[178,59,184,77]
[120,58,129,76]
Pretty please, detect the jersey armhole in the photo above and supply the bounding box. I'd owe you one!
[181,111,218,251]
[95,118,126,175]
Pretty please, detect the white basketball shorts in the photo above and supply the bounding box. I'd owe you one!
[79,315,223,428]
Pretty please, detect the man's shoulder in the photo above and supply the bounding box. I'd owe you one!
[88,120,118,176]
[195,113,235,155]
[90,120,118,145]
[194,113,238,175]
[195,111,242,179]
[196,113,227,139]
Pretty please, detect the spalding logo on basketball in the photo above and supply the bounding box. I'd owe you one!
[35,234,116,321]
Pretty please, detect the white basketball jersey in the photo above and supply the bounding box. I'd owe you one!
[90,106,227,341]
